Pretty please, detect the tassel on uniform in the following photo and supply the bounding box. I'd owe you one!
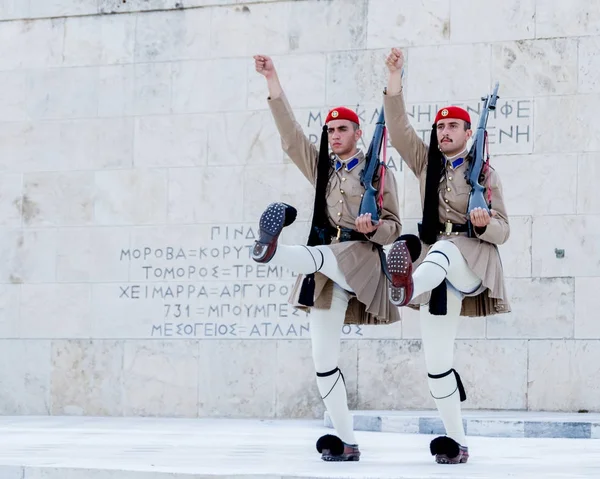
[298,274,316,307]
[429,281,447,316]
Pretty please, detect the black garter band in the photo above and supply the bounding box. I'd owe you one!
[428,368,467,402]
[316,367,346,400]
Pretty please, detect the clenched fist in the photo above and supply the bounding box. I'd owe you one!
[254,55,276,78]
[386,47,404,74]
[355,213,380,234]
[470,207,497,228]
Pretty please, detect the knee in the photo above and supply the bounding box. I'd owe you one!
[428,240,458,258]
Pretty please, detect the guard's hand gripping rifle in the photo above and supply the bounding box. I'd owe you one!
[466,82,499,237]
[359,107,386,224]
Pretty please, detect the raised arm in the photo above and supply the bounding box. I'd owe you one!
[254,55,318,185]
[383,48,429,178]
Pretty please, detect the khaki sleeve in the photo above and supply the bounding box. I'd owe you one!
[267,92,319,185]
[474,168,510,245]
[383,89,429,178]
[367,170,403,246]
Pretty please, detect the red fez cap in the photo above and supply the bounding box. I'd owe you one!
[325,106,360,126]
[435,106,471,124]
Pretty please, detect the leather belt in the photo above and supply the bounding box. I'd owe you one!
[439,221,468,236]
[327,226,367,242]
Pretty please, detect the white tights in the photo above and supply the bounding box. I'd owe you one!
[270,244,357,444]
[310,285,356,445]
[270,245,352,292]
[415,240,482,447]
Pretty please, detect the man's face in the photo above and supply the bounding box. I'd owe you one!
[327,119,362,157]
[436,119,472,156]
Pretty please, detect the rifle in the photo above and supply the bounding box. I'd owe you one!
[466,82,499,237]
[359,107,386,225]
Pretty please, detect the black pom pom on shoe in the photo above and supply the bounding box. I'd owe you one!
[316,434,344,456]
[430,436,460,458]
[280,203,297,227]
[395,234,422,262]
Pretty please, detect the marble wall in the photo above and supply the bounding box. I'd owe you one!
[0,0,598,418]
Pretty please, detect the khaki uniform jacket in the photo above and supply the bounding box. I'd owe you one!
[383,89,511,317]
[268,92,403,324]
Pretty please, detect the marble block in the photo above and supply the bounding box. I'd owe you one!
[0,0,29,20]
[168,167,244,224]
[406,44,491,102]
[492,39,578,97]
[498,216,532,279]
[575,278,600,339]
[0,229,58,283]
[528,340,600,411]
[22,172,95,226]
[0,284,20,338]
[356,339,433,410]
[577,153,600,215]
[135,9,210,62]
[454,340,528,410]
[20,284,92,338]
[579,36,600,94]
[133,63,172,116]
[171,59,247,114]
[487,278,574,339]
[210,3,291,58]
[56,227,130,283]
[52,119,135,171]
[207,110,283,166]
[122,340,199,417]
[451,0,535,43]
[532,216,600,278]
[98,65,135,117]
[198,340,277,417]
[326,50,389,107]
[51,340,124,416]
[287,0,367,53]
[29,67,100,121]
[63,14,135,66]
[0,18,64,70]
[536,0,600,37]
[366,0,450,48]
[95,169,168,225]
[492,154,577,216]
[135,114,208,168]
[0,339,51,414]
[0,173,23,227]
[534,95,600,153]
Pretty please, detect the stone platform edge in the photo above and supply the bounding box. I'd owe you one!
[324,410,600,439]
[0,466,311,479]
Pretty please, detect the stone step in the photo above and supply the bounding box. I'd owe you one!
[324,410,600,439]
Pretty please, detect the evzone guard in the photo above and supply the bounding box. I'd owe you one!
[250,54,417,461]
[383,47,511,464]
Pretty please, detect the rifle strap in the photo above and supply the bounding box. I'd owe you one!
[483,130,492,207]
[377,126,388,210]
